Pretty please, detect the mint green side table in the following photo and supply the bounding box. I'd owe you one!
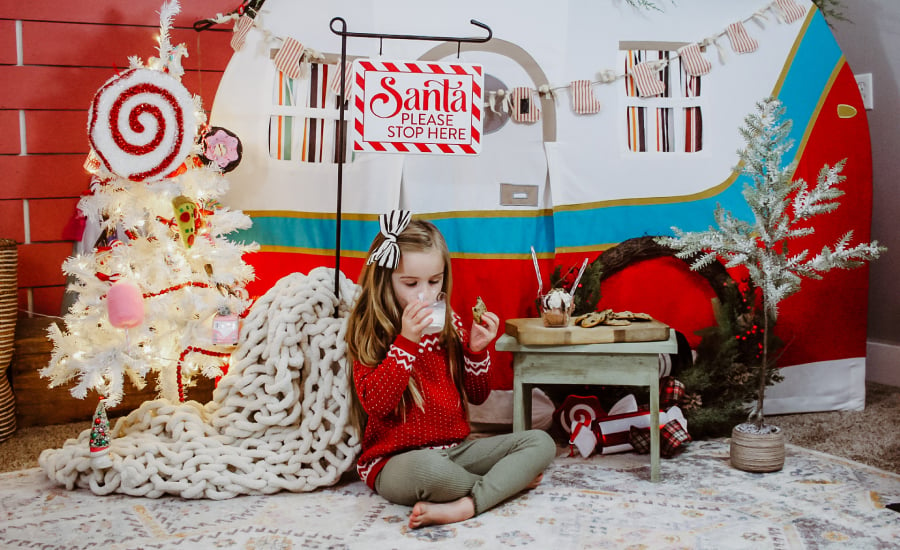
[495,329,678,482]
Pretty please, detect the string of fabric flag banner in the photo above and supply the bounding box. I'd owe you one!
[206,0,807,122]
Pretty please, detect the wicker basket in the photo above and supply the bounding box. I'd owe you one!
[0,238,18,443]
[730,424,785,472]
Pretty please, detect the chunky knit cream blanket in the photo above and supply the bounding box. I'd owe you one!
[40,268,361,499]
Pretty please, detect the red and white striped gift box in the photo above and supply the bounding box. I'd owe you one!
[677,43,712,77]
[569,80,601,115]
[230,14,254,52]
[273,38,305,79]
[510,87,540,123]
[631,61,666,97]
[726,21,758,54]
[775,0,807,24]
[329,60,354,97]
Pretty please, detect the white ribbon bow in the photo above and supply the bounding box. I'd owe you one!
[367,210,412,268]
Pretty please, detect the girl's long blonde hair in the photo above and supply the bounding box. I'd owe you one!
[345,219,465,435]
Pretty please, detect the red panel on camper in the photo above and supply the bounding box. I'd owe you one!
[771,63,874,367]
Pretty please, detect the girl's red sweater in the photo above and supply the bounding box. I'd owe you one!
[353,314,492,489]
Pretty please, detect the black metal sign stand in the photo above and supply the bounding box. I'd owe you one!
[328,17,492,302]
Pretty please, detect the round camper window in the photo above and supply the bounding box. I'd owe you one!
[483,73,510,135]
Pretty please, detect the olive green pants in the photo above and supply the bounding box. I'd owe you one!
[374,429,556,515]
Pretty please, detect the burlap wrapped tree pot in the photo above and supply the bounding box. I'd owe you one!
[730,424,785,473]
[0,238,18,443]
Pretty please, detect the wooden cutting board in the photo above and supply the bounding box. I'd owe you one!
[504,317,670,346]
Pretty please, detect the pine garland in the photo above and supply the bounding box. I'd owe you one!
[678,279,784,438]
[549,259,604,316]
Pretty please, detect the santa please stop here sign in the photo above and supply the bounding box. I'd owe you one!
[352,60,483,155]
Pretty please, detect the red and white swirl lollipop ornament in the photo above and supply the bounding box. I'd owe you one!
[88,68,198,182]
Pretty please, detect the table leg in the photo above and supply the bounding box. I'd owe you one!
[512,356,525,432]
[649,368,660,482]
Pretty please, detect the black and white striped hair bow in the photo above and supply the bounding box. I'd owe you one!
[367,210,412,268]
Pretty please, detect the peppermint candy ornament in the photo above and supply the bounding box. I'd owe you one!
[88,68,198,182]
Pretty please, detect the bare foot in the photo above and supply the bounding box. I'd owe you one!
[408,496,475,529]
[525,472,544,490]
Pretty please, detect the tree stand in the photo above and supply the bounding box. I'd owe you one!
[730,424,785,472]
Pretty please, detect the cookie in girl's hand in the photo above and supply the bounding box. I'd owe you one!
[472,296,487,325]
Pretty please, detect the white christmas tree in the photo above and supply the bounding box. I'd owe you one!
[41,1,257,407]
[658,97,884,428]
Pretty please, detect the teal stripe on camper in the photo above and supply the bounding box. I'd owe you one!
[233,214,555,255]
[233,216,376,253]
[554,10,841,249]
[553,194,752,250]
[777,10,842,151]
[430,215,553,256]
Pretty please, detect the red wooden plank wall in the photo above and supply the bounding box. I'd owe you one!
[0,0,236,318]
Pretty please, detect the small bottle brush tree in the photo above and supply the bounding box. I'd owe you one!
[658,97,884,432]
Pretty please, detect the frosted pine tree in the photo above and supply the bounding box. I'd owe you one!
[658,97,883,429]
[41,1,257,407]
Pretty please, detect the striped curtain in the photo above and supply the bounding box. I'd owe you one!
[269,63,347,163]
[625,50,672,153]
[679,64,703,153]
[624,49,702,154]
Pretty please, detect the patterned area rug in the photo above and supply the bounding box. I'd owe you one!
[1,440,898,549]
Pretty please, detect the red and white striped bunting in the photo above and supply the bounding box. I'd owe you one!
[510,86,540,123]
[632,61,666,97]
[775,0,807,24]
[726,21,758,54]
[677,43,712,77]
[570,80,601,115]
[230,14,254,52]
[273,38,305,79]
[329,60,355,97]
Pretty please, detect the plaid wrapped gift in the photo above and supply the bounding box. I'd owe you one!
[632,377,684,412]
[629,425,653,454]
[629,419,692,458]
[660,376,685,409]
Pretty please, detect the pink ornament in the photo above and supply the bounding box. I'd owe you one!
[107,279,145,329]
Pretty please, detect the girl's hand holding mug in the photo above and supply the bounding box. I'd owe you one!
[401,299,433,343]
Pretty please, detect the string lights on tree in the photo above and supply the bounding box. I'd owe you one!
[41,0,257,408]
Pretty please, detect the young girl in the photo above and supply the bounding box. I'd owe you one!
[346,211,556,529]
